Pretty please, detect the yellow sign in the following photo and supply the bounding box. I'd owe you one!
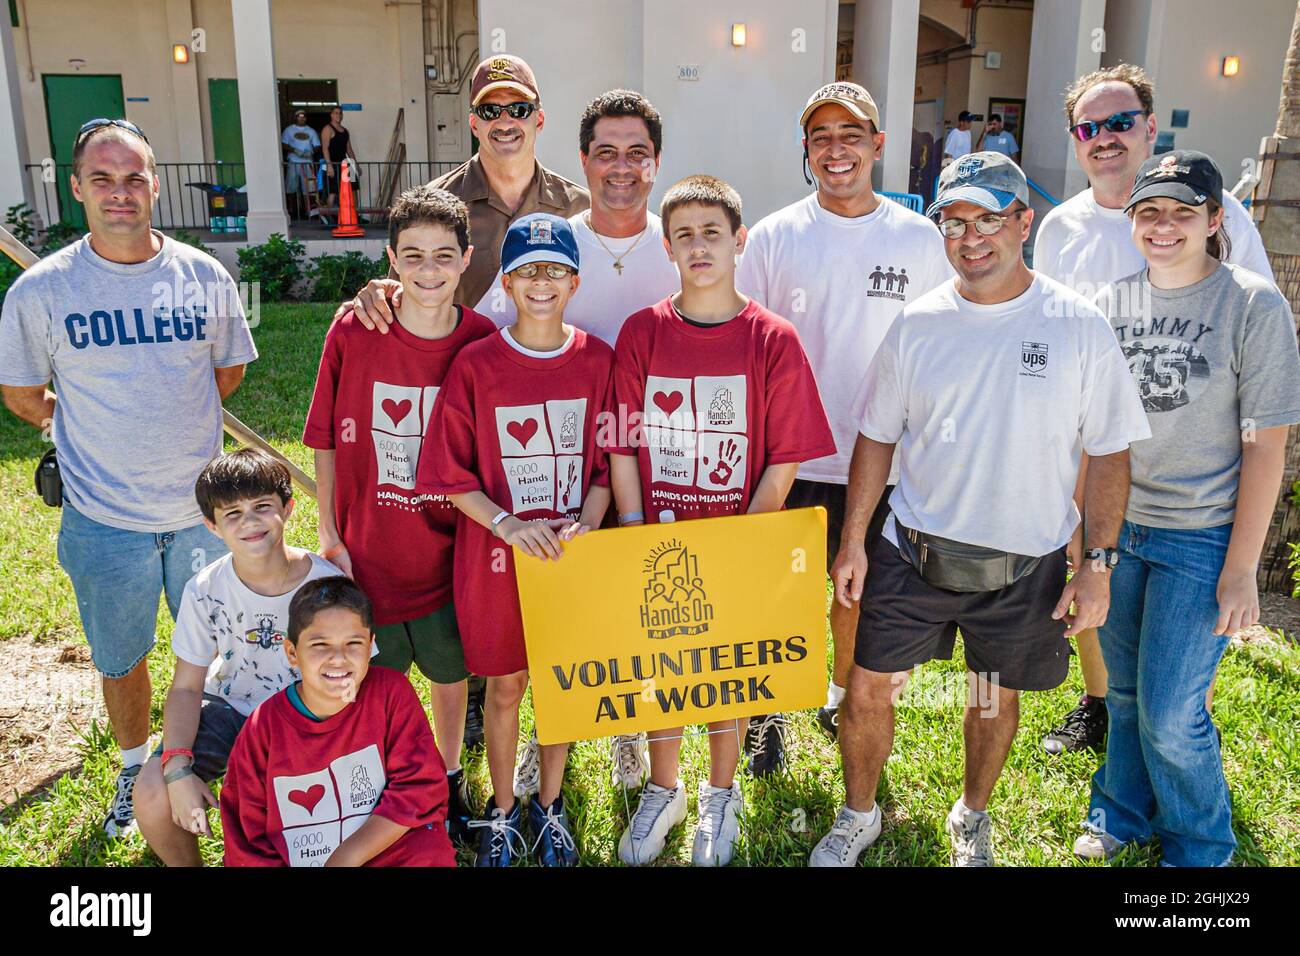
[516,508,828,745]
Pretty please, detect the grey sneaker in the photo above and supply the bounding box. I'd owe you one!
[946,800,994,867]
[1073,825,1124,861]
[103,764,141,838]
[610,733,650,790]
[809,804,882,867]
[692,782,743,867]
[512,729,540,798]
[618,780,686,865]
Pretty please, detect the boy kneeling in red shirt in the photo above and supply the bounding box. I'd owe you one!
[221,576,455,866]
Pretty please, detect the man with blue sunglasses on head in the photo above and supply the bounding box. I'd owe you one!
[1033,63,1274,762]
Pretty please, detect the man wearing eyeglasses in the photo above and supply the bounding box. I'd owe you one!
[811,152,1148,868]
[1031,64,1273,758]
[347,55,587,319]
[0,118,256,838]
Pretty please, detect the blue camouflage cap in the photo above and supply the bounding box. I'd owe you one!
[927,151,1030,218]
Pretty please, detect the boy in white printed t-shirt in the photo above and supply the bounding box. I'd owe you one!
[133,450,342,866]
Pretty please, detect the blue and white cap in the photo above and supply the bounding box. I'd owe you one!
[500,212,580,274]
[927,151,1030,218]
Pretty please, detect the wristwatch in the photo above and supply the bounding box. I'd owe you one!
[1083,547,1120,570]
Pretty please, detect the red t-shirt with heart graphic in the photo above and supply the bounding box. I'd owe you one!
[612,297,835,520]
[221,666,454,867]
[302,307,495,626]
[417,329,615,675]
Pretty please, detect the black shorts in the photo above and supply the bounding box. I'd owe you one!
[854,534,1071,691]
[786,478,894,574]
[150,694,247,783]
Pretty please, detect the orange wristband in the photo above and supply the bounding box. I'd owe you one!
[321,543,346,561]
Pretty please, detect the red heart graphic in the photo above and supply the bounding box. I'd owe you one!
[381,398,412,428]
[288,783,326,814]
[653,391,683,416]
[506,418,539,448]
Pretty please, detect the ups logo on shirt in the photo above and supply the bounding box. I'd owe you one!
[1021,341,1049,378]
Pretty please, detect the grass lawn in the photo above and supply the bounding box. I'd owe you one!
[0,302,1296,867]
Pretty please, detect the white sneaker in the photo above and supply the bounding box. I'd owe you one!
[692,782,742,867]
[102,765,141,838]
[1073,825,1124,861]
[618,781,687,865]
[610,733,650,789]
[946,799,994,867]
[512,729,540,798]
[809,804,881,867]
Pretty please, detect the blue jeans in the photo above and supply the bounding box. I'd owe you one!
[1088,520,1235,867]
[57,502,228,678]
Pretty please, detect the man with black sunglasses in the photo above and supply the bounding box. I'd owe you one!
[344,55,587,318]
[1031,63,1273,758]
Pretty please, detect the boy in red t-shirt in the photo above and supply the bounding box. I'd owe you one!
[221,576,455,867]
[420,213,614,867]
[610,175,835,867]
[303,186,494,844]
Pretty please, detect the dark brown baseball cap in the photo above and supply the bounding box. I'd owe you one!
[470,55,539,106]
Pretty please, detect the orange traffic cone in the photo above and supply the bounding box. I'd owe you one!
[332,160,365,238]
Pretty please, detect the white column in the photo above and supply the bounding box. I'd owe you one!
[1022,0,1106,206]
[231,0,288,243]
[0,11,32,214]
[397,0,429,164]
[853,0,920,195]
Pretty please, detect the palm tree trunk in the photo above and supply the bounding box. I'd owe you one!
[1255,0,1300,592]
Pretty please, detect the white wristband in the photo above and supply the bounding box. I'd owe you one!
[490,510,511,537]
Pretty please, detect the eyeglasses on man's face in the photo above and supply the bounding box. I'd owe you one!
[935,209,1024,240]
[473,101,537,122]
[1069,110,1147,142]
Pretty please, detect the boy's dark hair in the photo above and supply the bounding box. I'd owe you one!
[195,448,293,522]
[578,89,663,157]
[387,184,470,253]
[288,575,374,645]
[660,175,743,234]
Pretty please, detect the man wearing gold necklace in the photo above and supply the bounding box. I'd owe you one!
[474,89,679,345]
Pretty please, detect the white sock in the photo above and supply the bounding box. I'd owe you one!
[445,764,462,777]
[954,796,987,818]
[850,802,880,822]
[120,744,149,770]
[826,682,846,708]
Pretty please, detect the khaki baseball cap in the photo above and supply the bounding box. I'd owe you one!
[470,55,540,106]
[799,82,881,132]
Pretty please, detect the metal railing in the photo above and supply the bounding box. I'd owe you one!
[20,160,463,234]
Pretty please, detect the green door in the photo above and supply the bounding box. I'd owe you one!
[208,78,245,188]
[42,74,125,228]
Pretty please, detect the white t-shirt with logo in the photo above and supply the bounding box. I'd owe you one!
[171,551,344,716]
[859,274,1151,557]
[1033,187,1274,293]
[737,192,954,483]
[944,127,972,159]
[474,212,680,346]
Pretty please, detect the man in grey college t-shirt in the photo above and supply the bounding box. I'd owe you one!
[0,120,257,836]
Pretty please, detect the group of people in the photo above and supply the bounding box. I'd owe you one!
[282,106,359,220]
[1,52,1295,869]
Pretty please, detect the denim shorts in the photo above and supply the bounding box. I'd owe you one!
[56,502,228,678]
[150,694,247,783]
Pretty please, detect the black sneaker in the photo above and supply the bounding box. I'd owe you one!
[1042,695,1108,754]
[817,705,840,740]
[463,676,486,750]
[445,768,478,845]
[745,713,786,777]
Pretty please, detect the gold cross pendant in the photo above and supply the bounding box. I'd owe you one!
[613,261,624,274]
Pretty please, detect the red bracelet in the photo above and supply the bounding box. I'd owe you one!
[161,748,193,767]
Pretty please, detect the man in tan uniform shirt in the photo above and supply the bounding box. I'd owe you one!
[343,54,588,318]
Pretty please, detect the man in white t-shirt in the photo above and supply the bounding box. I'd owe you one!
[474,89,679,344]
[810,152,1149,868]
[737,81,953,748]
[942,111,975,164]
[1031,63,1275,756]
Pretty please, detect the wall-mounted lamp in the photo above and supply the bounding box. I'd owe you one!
[173,44,190,64]
[1222,55,1240,77]
[732,23,746,47]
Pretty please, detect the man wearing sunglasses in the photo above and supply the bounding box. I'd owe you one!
[344,54,587,322]
[1031,63,1273,758]
[0,118,256,838]
[813,152,1148,868]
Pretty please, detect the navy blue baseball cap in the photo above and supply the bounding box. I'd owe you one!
[500,213,580,274]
